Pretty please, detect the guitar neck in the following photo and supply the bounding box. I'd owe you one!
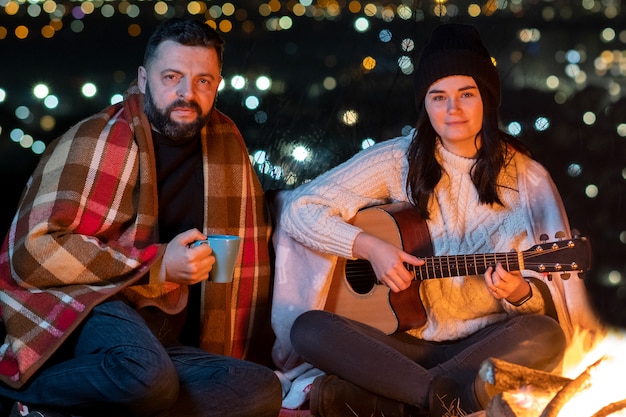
[406,251,523,280]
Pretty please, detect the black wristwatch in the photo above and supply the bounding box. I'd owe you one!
[507,282,533,307]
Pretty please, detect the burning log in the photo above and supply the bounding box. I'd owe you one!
[482,356,626,417]
[479,358,572,397]
[589,399,626,417]
[479,358,572,417]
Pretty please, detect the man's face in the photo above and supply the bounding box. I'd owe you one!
[138,40,222,140]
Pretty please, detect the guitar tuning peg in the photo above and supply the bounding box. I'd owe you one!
[571,228,581,238]
[561,272,571,280]
[554,231,566,240]
[539,234,549,242]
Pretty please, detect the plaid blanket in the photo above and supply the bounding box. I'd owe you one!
[0,85,271,388]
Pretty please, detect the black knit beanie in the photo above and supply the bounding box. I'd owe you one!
[414,23,500,107]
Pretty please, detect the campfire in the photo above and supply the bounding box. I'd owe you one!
[477,326,626,417]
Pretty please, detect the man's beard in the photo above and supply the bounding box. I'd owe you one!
[143,83,211,140]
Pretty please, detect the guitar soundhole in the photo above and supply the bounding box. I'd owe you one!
[345,259,378,294]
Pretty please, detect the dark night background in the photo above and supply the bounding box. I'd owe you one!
[0,1,624,327]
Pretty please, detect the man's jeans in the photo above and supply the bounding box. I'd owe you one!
[0,300,282,417]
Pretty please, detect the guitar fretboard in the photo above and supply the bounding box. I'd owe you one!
[405,251,523,280]
[344,236,588,296]
[345,251,524,294]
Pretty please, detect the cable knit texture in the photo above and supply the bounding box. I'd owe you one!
[282,136,410,260]
[414,142,542,341]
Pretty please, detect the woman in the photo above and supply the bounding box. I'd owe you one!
[280,24,582,417]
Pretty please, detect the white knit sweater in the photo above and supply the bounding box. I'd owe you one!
[282,132,555,341]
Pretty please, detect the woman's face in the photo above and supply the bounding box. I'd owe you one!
[424,75,484,158]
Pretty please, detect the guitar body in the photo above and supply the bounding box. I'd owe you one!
[324,203,433,334]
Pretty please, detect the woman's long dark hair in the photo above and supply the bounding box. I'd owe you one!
[406,79,530,219]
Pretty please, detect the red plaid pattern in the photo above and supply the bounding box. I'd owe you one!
[0,86,271,388]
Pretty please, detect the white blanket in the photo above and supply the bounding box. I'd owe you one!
[270,190,337,372]
[269,190,333,408]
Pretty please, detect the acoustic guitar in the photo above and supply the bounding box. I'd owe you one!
[324,203,592,334]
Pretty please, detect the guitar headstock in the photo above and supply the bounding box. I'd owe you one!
[523,235,592,275]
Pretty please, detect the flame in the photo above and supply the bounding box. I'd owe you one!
[557,326,626,416]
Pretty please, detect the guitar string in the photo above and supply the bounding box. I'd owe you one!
[344,244,580,282]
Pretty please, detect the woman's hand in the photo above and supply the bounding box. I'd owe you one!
[352,232,424,293]
[484,263,531,304]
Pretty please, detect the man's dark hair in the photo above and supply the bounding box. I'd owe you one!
[143,18,224,69]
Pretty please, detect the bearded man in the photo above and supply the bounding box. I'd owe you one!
[0,18,281,417]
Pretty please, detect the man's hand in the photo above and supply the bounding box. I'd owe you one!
[352,232,423,293]
[163,229,216,285]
